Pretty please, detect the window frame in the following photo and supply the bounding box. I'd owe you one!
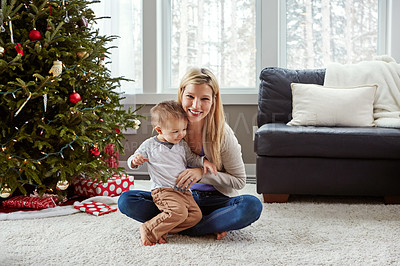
[122,0,397,106]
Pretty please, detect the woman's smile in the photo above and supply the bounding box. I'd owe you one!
[188,109,202,116]
[181,83,213,122]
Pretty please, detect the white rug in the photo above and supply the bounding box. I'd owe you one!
[1,180,400,265]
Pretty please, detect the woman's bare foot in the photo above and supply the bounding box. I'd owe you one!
[140,225,155,246]
[157,234,168,244]
[215,232,227,240]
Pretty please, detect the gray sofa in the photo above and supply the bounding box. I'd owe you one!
[254,67,400,203]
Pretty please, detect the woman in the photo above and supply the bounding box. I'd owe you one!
[118,67,262,240]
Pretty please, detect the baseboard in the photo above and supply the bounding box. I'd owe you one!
[119,161,256,184]
[245,163,256,184]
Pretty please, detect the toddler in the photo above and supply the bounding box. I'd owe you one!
[128,100,217,245]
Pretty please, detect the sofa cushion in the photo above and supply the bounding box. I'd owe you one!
[287,83,376,127]
[258,67,325,126]
[254,123,400,159]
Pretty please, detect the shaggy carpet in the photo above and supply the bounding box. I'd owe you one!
[1,180,399,265]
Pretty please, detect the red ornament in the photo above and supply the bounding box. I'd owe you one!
[90,146,100,156]
[77,17,89,28]
[29,29,41,41]
[69,92,81,104]
[115,128,121,134]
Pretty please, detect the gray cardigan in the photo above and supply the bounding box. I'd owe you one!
[200,122,246,197]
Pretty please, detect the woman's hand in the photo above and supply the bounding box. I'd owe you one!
[203,159,217,176]
[176,168,203,190]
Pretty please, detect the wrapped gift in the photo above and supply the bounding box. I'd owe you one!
[2,194,58,209]
[73,173,134,197]
[74,201,117,216]
[104,143,119,168]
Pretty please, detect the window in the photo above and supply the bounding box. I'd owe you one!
[283,0,383,69]
[165,0,257,92]
[91,0,142,94]
[91,0,399,103]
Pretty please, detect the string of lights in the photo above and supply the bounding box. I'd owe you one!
[2,133,112,164]
[1,102,109,162]
[0,0,141,196]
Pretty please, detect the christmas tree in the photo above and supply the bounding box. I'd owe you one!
[0,0,144,198]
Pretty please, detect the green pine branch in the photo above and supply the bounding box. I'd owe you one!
[0,0,145,197]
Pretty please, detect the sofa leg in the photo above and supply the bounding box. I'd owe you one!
[384,196,400,204]
[263,194,290,203]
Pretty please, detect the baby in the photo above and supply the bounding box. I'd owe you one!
[128,100,217,245]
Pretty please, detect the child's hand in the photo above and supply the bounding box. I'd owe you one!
[203,159,217,176]
[131,153,149,168]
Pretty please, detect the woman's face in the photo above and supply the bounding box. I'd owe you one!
[181,83,214,123]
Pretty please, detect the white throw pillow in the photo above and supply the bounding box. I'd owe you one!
[287,83,377,127]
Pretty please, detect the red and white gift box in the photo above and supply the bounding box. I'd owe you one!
[73,173,134,197]
[104,143,119,168]
[2,194,58,209]
[74,201,117,216]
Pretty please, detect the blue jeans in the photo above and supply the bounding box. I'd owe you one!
[118,189,263,236]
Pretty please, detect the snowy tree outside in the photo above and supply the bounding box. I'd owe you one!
[170,0,256,89]
[90,0,380,92]
[286,0,379,69]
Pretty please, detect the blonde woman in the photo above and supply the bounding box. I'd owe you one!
[118,67,262,240]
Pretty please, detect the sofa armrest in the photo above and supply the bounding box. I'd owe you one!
[258,67,326,126]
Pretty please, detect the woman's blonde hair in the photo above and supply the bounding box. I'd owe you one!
[177,67,225,170]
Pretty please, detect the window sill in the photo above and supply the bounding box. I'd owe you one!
[121,93,258,105]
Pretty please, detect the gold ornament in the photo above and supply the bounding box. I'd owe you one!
[76,47,89,59]
[49,60,63,77]
[56,180,69,190]
[0,184,12,198]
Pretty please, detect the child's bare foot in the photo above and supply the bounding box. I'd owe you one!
[215,231,227,240]
[140,225,155,246]
[157,234,168,244]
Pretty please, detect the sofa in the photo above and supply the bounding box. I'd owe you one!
[254,67,400,203]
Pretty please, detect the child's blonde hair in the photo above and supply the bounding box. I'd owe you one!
[177,67,225,170]
[150,100,187,128]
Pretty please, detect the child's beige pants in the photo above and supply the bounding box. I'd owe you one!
[141,187,202,243]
